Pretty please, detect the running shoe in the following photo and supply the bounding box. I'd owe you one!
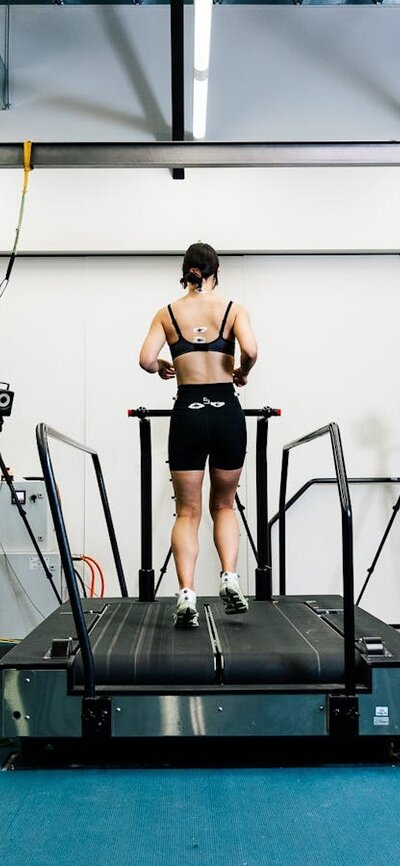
[219,572,249,615]
[173,589,199,629]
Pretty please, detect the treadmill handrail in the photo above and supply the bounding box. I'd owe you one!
[128,406,282,419]
[269,475,400,532]
[36,423,129,698]
[278,423,356,695]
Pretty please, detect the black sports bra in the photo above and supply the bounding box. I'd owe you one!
[167,301,235,361]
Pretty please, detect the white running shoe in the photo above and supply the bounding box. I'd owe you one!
[173,588,199,629]
[219,572,249,615]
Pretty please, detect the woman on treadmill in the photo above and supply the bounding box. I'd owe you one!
[139,242,258,628]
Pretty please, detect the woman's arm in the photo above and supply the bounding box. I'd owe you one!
[233,305,258,386]
[139,310,176,379]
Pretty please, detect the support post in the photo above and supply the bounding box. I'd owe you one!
[255,416,272,600]
[170,0,185,180]
[1,7,10,111]
[138,417,155,601]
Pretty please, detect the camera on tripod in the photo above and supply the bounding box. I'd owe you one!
[0,383,14,417]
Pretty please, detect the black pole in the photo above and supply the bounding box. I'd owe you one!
[255,417,272,599]
[356,493,400,605]
[0,451,62,604]
[170,0,185,180]
[139,417,155,601]
[278,449,289,595]
[92,453,128,597]
[154,545,174,597]
[235,492,258,563]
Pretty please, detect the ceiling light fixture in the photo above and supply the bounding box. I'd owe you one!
[193,0,213,141]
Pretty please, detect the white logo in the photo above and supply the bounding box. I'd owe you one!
[188,400,225,410]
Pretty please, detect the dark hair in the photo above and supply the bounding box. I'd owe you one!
[180,242,219,289]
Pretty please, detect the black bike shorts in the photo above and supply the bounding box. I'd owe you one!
[168,383,247,472]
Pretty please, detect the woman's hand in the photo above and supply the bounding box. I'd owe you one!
[158,359,176,380]
[233,367,248,387]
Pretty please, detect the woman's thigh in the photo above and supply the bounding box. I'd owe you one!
[209,466,242,509]
[171,470,204,515]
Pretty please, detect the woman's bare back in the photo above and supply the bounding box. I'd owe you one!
[161,293,236,385]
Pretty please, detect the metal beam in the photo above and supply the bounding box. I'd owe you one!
[170,0,185,180]
[0,1,394,6]
[1,141,400,169]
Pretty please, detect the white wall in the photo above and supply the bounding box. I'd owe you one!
[1,253,400,625]
[1,167,400,253]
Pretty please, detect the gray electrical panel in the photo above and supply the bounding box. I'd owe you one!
[0,552,62,639]
[0,479,54,550]
[0,479,62,639]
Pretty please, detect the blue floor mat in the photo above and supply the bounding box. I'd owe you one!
[0,765,399,866]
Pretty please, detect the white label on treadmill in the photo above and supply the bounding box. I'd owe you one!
[375,706,389,716]
[29,555,50,570]
[374,717,389,726]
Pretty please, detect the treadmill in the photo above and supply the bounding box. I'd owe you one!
[1,410,400,747]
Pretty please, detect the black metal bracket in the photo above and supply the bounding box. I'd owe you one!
[49,637,73,658]
[328,695,359,737]
[357,636,392,659]
[82,697,112,739]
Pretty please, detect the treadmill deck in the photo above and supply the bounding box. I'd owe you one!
[3,596,400,740]
[2,594,400,691]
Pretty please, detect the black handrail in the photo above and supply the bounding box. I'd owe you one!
[128,407,281,419]
[278,423,356,695]
[36,423,128,698]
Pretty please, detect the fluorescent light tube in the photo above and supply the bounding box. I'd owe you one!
[193,77,209,141]
[193,0,213,140]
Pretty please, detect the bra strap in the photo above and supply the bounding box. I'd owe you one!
[167,304,182,339]
[219,301,233,337]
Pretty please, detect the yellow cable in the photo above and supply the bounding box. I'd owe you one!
[0,140,33,298]
[22,140,32,194]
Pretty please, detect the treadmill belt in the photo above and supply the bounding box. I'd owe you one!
[73,599,350,686]
[72,600,216,686]
[2,597,369,689]
[209,600,348,684]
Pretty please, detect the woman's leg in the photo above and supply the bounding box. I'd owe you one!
[209,465,248,614]
[209,466,242,571]
[171,469,204,589]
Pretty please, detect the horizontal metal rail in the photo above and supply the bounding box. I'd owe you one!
[278,423,356,695]
[2,141,400,170]
[36,423,128,697]
[2,1,398,5]
[269,475,400,531]
[128,406,281,419]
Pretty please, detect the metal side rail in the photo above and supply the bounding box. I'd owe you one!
[36,423,128,698]
[278,423,357,701]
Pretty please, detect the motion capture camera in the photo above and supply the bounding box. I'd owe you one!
[0,383,14,417]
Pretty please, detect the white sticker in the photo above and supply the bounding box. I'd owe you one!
[29,555,50,570]
[374,717,389,726]
[375,706,389,716]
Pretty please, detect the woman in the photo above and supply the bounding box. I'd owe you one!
[139,243,258,628]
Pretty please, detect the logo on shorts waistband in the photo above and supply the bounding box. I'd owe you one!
[188,398,226,410]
